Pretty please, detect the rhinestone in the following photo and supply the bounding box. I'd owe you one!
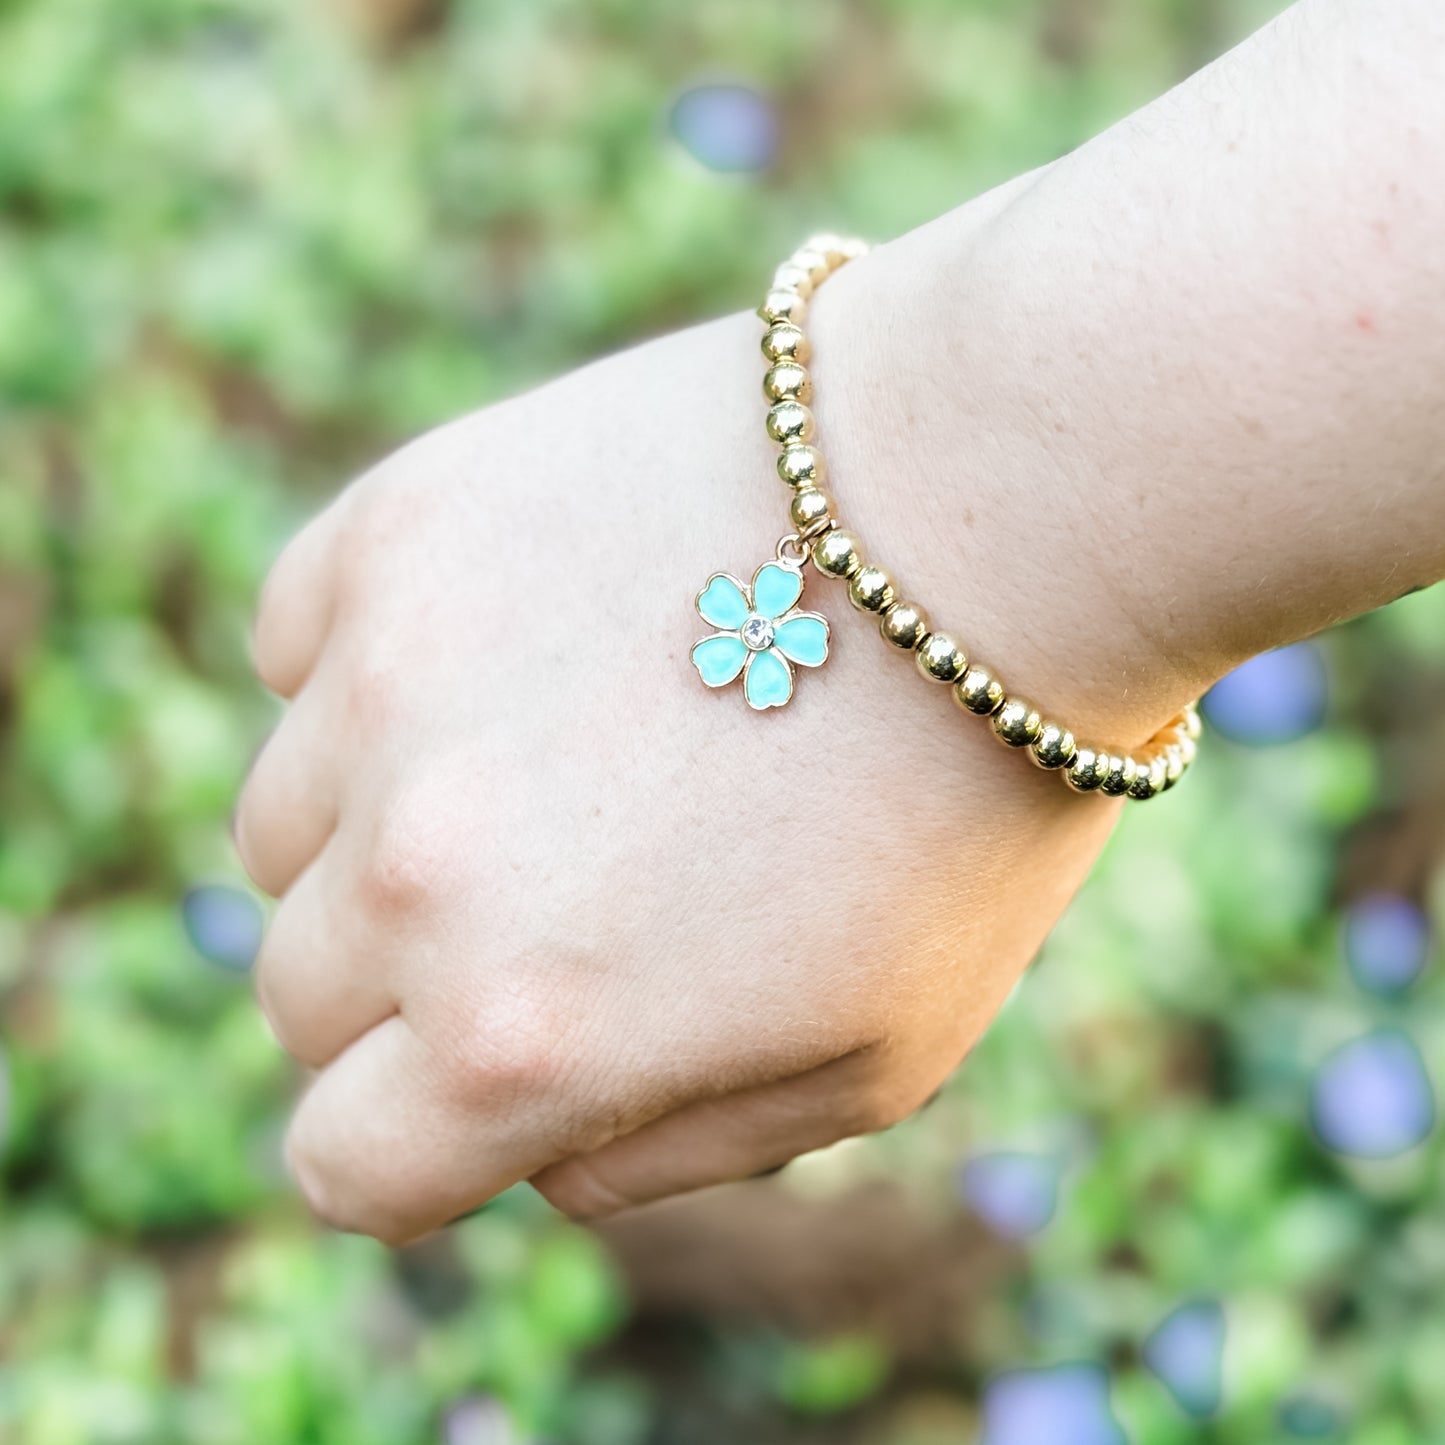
[740,615,775,651]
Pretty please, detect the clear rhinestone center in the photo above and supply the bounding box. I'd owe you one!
[740,614,775,651]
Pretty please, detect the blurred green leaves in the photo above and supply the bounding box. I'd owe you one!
[4,0,1442,1441]
[774,1332,890,1414]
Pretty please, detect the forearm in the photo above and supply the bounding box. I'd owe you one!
[811,0,1445,742]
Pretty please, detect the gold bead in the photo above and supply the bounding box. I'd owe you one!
[766,400,815,446]
[778,444,825,488]
[992,698,1043,748]
[1127,761,1157,799]
[1151,725,1189,765]
[773,263,815,298]
[1065,747,1109,792]
[759,289,806,327]
[1098,755,1138,796]
[763,361,813,404]
[1031,722,1077,770]
[1156,744,1183,789]
[789,487,833,532]
[848,565,895,613]
[879,601,929,650]
[811,529,863,579]
[806,233,848,265]
[762,324,810,364]
[1127,753,1170,799]
[915,632,968,684]
[1152,707,1200,752]
[790,248,831,286]
[1149,720,1184,751]
[954,666,1005,716]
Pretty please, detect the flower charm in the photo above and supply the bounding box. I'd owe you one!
[690,561,830,710]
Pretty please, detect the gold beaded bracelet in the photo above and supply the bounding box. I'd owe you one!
[688,235,1201,801]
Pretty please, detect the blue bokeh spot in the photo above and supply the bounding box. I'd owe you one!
[1310,1028,1435,1159]
[981,1364,1126,1445]
[669,83,778,173]
[959,1152,1062,1238]
[1201,642,1328,745]
[182,883,264,971]
[1141,1298,1225,1418]
[1342,893,1430,995]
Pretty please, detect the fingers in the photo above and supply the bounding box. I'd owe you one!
[253,834,400,1068]
[286,1013,568,1245]
[235,673,341,899]
[530,1050,935,1220]
[254,496,351,699]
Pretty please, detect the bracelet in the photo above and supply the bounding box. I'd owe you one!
[688,235,1201,801]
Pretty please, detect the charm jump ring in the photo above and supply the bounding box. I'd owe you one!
[775,533,811,566]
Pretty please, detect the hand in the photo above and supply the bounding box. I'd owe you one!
[234,252,1133,1243]
[239,0,1445,1240]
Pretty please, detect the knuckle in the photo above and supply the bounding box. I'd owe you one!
[356,837,432,920]
[435,994,569,1111]
[355,792,457,920]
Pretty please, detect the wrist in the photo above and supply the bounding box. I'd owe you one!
[801,203,1201,751]
[800,0,1445,755]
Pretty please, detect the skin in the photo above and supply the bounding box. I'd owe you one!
[236,0,1445,1243]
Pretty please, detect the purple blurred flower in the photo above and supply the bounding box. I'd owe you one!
[981,1364,1126,1445]
[182,883,264,971]
[1309,1028,1435,1158]
[1201,642,1328,745]
[443,1396,518,1445]
[1141,1298,1225,1418]
[669,83,778,173]
[1342,893,1430,995]
[959,1152,1062,1238]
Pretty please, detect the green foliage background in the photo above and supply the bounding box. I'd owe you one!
[4,0,1444,1441]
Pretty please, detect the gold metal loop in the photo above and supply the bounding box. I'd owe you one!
[774,533,810,566]
[796,513,837,545]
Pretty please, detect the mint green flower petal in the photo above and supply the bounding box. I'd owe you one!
[773,613,829,667]
[691,633,748,687]
[751,562,803,620]
[696,573,751,630]
[744,647,793,709]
